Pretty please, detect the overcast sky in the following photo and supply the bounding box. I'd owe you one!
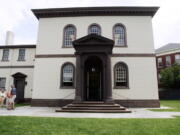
[0,0,180,49]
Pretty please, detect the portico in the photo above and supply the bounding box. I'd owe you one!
[73,34,114,103]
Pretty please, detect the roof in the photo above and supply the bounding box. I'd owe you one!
[155,43,180,54]
[0,44,36,49]
[32,6,159,19]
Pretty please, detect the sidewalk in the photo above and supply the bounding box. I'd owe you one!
[0,106,180,118]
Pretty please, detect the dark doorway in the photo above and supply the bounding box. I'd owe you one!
[12,73,26,103]
[85,56,103,101]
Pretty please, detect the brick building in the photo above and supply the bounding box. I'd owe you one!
[155,43,180,83]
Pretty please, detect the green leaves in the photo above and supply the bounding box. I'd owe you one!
[160,63,180,89]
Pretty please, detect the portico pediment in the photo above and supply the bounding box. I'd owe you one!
[73,34,114,54]
[12,72,27,78]
[73,34,114,45]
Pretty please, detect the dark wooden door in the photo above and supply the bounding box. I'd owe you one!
[87,70,101,101]
[14,78,25,103]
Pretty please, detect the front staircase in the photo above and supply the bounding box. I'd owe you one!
[56,101,131,113]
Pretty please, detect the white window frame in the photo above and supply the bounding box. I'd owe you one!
[0,78,6,89]
[165,56,171,66]
[114,25,126,46]
[114,62,128,88]
[61,63,75,88]
[158,57,163,68]
[63,65,73,83]
[63,25,76,47]
[88,24,101,35]
[18,48,26,61]
[2,49,9,61]
[175,54,180,64]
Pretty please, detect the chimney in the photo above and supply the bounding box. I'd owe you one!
[5,31,14,45]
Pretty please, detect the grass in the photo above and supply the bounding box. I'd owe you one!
[0,116,180,135]
[15,103,30,107]
[0,100,180,134]
[0,103,30,109]
[149,100,180,112]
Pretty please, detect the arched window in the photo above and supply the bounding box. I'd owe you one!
[63,25,76,47]
[88,24,101,35]
[61,63,75,88]
[114,62,128,88]
[113,24,126,46]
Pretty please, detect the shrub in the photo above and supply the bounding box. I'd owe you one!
[160,63,180,89]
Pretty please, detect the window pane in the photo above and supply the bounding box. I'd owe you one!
[115,63,128,87]
[62,64,73,86]
[0,78,6,89]
[2,49,9,61]
[158,58,163,67]
[64,26,76,47]
[114,25,125,46]
[18,49,25,61]
[88,25,101,35]
[175,54,180,64]
[166,56,171,66]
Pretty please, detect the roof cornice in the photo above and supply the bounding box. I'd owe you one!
[156,48,180,55]
[32,6,159,19]
[0,45,36,49]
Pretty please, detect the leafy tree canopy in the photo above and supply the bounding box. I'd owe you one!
[160,63,180,89]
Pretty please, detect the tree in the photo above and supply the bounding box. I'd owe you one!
[160,63,180,89]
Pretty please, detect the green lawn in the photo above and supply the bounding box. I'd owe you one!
[1,100,180,135]
[150,100,180,112]
[0,103,30,109]
[0,116,180,135]
[15,103,30,107]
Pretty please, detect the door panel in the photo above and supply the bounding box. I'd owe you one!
[87,71,101,101]
[14,78,25,102]
[84,56,103,101]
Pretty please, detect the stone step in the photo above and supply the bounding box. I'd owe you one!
[81,101,105,104]
[56,109,131,113]
[62,106,126,110]
[67,103,121,107]
[56,102,131,113]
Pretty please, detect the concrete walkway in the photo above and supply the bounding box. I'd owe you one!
[0,106,180,118]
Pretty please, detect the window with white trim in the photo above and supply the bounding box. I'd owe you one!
[158,57,163,68]
[114,62,128,88]
[175,54,180,64]
[113,24,126,46]
[0,78,6,89]
[18,49,25,61]
[2,49,9,61]
[63,25,76,47]
[88,24,101,35]
[61,63,74,87]
[165,56,171,66]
